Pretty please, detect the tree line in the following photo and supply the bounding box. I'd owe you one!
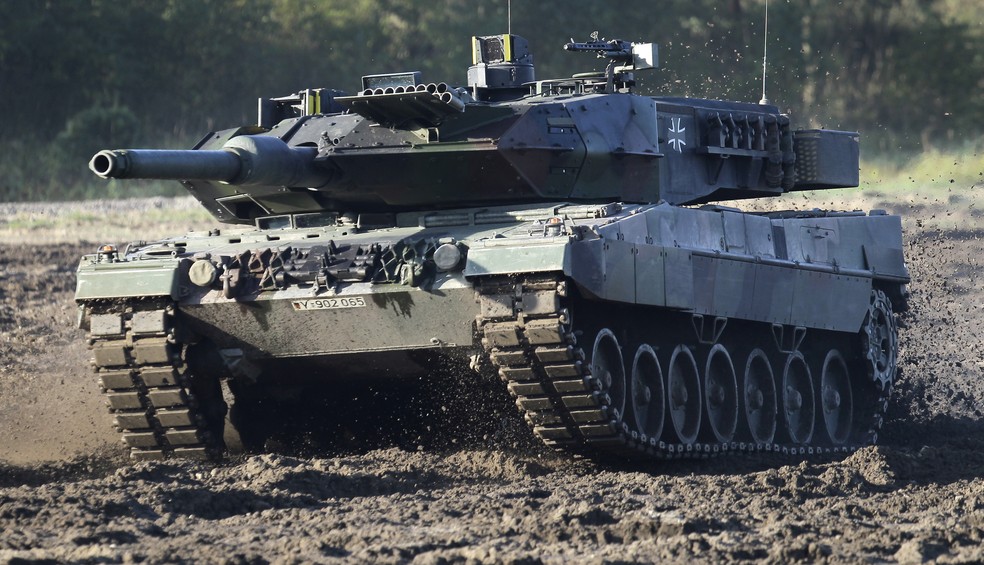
[1,0,981,201]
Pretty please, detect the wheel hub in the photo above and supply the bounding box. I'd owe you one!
[747,387,764,411]
[672,384,688,408]
[785,386,803,412]
[823,386,841,412]
[709,383,725,408]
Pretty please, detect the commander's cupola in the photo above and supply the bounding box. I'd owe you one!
[467,34,535,102]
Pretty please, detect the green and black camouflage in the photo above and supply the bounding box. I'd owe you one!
[78,33,907,462]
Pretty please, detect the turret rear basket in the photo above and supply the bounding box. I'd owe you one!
[793,129,860,190]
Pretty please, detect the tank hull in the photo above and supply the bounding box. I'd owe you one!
[77,201,906,460]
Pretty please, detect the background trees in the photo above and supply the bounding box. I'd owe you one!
[1,0,981,200]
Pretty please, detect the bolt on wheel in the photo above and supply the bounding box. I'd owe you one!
[630,344,664,443]
[782,352,815,445]
[820,349,854,445]
[590,329,626,422]
[667,345,701,444]
[742,348,777,444]
[703,344,738,442]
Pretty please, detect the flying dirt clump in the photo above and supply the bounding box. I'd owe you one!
[2,194,984,562]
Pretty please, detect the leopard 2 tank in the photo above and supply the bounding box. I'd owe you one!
[77,33,908,461]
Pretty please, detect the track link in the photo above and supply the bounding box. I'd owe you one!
[88,302,219,461]
[478,276,890,462]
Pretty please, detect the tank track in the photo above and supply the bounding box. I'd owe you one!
[478,275,893,461]
[85,278,893,463]
[88,301,222,461]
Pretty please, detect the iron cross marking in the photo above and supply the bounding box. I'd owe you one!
[668,117,686,152]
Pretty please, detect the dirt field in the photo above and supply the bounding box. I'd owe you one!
[2,191,983,563]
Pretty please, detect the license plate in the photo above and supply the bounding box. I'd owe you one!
[291,296,367,310]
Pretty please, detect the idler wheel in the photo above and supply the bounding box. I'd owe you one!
[703,344,738,442]
[820,349,854,445]
[667,345,701,445]
[742,348,777,444]
[630,344,664,443]
[590,329,626,422]
[781,352,815,445]
[862,289,898,392]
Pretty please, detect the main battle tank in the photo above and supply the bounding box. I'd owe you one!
[77,34,908,462]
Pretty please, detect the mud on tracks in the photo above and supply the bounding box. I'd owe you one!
[1,197,984,562]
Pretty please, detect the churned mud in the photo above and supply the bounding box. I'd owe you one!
[2,193,984,563]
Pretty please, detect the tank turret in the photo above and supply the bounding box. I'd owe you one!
[90,34,859,224]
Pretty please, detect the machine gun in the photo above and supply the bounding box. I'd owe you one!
[563,33,657,93]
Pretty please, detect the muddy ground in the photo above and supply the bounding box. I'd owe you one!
[1,192,983,563]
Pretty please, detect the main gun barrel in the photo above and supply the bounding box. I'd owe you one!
[91,149,242,182]
[90,135,327,188]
